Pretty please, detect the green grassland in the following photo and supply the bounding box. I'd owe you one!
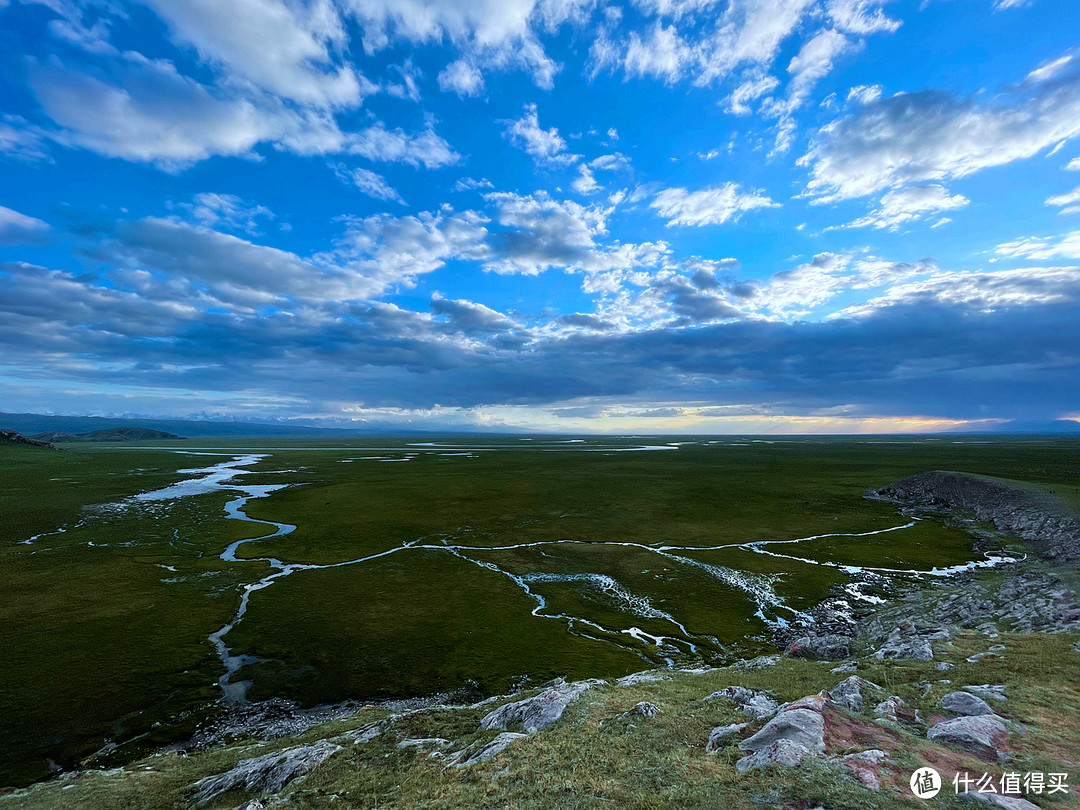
[4,627,1077,810]
[2,435,1078,789]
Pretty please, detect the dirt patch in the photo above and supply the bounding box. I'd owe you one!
[822,706,903,753]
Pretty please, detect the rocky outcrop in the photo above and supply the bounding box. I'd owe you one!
[480,679,604,734]
[705,686,779,720]
[706,723,747,751]
[927,715,1009,760]
[827,676,881,713]
[941,691,997,717]
[784,633,851,661]
[0,429,57,449]
[190,741,340,804]
[736,705,825,772]
[626,701,660,718]
[871,471,1080,562]
[454,733,527,766]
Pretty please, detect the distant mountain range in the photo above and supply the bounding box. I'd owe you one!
[31,427,183,442]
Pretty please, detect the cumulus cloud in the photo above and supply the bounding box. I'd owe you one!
[622,23,694,82]
[453,177,495,192]
[0,205,51,245]
[592,0,820,87]
[437,59,486,96]
[180,193,275,233]
[995,230,1080,261]
[502,103,577,164]
[138,0,369,107]
[801,51,1080,202]
[332,164,405,203]
[725,72,779,115]
[430,292,518,332]
[571,164,601,194]
[836,266,1080,316]
[345,0,574,89]
[650,183,779,226]
[483,191,667,275]
[843,185,970,230]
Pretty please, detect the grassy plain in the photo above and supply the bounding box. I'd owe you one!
[1,435,1078,788]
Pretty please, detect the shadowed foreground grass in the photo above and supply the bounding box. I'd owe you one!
[3,627,1077,810]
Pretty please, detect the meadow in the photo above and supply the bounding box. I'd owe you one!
[2,435,1078,788]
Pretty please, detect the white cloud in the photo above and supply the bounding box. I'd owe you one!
[826,0,900,34]
[182,192,275,232]
[995,230,1080,261]
[0,117,49,161]
[837,266,1080,316]
[438,59,486,96]
[650,183,778,226]
[502,103,577,164]
[0,205,50,245]
[1046,185,1080,214]
[332,165,405,203]
[725,72,779,115]
[453,177,495,192]
[846,83,881,104]
[345,122,459,168]
[844,184,969,230]
[483,191,667,275]
[344,0,575,89]
[430,292,518,332]
[139,0,370,108]
[589,153,630,171]
[801,51,1080,202]
[623,23,694,82]
[571,164,601,194]
[591,0,819,87]
[786,29,853,109]
[753,253,933,315]
[1067,156,1080,170]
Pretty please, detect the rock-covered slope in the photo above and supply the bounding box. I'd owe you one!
[870,470,1080,563]
[0,430,57,449]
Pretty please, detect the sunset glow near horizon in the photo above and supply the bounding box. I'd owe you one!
[1,0,1079,433]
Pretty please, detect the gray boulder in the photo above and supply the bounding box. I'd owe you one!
[739,708,826,757]
[875,695,921,724]
[733,655,780,670]
[828,676,881,712]
[785,634,851,661]
[963,684,1007,702]
[627,701,661,718]
[480,679,603,733]
[615,672,667,686]
[458,732,527,766]
[941,691,996,717]
[735,739,814,773]
[927,715,1009,759]
[874,635,934,661]
[706,723,747,752]
[705,686,779,720]
[192,741,340,804]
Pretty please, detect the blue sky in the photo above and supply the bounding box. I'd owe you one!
[1,0,1079,433]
